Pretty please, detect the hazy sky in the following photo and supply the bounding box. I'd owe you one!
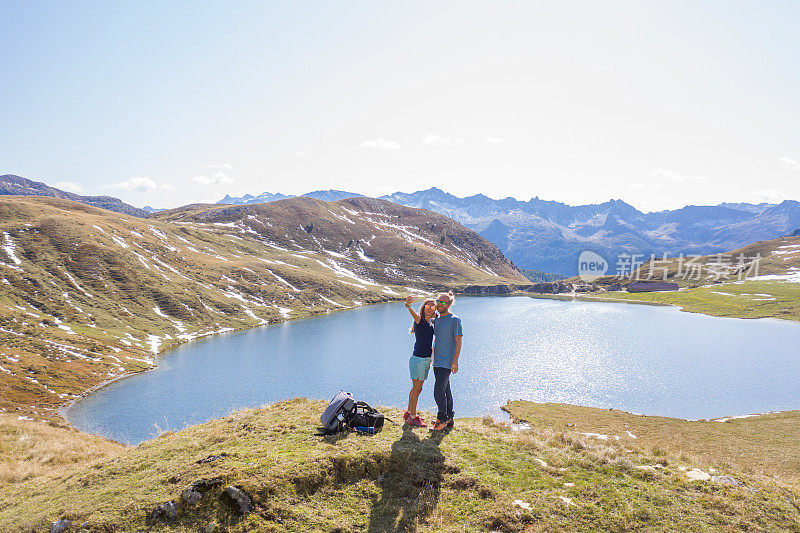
[2,1,799,211]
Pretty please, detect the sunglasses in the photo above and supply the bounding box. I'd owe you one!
[436,300,451,305]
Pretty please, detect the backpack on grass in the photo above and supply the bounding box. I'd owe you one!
[344,401,385,432]
[321,390,355,433]
[320,390,384,435]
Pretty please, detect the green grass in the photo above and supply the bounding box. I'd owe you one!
[575,280,800,322]
[2,399,799,532]
[504,402,800,492]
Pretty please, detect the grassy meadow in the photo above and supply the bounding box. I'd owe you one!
[576,280,800,322]
[556,234,800,322]
[2,399,799,532]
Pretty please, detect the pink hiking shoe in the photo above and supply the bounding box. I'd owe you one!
[408,415,427,428]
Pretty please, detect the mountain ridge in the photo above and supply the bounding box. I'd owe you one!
[221,188,799,275]
[0,174,149,218]
[4,175,798,276]
[0,194,522,420]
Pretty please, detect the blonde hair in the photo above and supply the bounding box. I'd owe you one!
[409,298,437,334]
[438,291,455,307]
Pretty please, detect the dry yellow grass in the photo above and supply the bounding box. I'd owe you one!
[0,414,124,484]
[503,401,800,492]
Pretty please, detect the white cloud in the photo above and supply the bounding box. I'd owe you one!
[627,182,647,190]
[106,176,173,193]
[202,163,233,170]
[359,137,402,150]
[421,134,466,145]
[780,156,800,170]
[55,181,83,193]
[484,136,505,144]
[295,151,308,157]
[650,168,708,184]
[754,188,789,203]
[192,171,234,186]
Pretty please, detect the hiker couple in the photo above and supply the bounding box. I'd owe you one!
[404,291,462,431]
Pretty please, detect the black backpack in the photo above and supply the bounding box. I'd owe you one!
[320,391,384,435]
[343,401,385,432]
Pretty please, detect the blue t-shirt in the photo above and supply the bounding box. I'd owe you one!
[412,318,434,357]
[433,313,463,369]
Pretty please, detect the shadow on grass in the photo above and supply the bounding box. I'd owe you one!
[368,424,449,532]
[321,430,354,445]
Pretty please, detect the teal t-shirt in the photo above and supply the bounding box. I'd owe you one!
[433,313,463,369]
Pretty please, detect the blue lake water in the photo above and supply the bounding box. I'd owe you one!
[67,296,800,444]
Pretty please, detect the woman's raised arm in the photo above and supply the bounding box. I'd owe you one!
[405,295,422,323]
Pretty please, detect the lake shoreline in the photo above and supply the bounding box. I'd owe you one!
[520,288,800,323]
[57,292,631,428]
[66,294,800,445]
[58,296,413,430]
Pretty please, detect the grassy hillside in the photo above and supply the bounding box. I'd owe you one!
[2,398,799,532]
[153,196,523,283]
[578,234,800,289]
[577,280,800,321]
[0,196,523,420]
[629,234,800,285]
[0,173,149,218]
[560,234,800,322]
[504,402,800,493]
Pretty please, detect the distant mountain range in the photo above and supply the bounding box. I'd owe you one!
[219,189,365,205]
[220,188,800,275]
[0,174,149,218]
[4,175,798,276]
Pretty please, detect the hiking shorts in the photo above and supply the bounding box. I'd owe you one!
[409,355,431,381]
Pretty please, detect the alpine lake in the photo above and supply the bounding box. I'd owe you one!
[68,296,800,444]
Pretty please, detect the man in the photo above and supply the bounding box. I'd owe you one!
[430,291,462,431]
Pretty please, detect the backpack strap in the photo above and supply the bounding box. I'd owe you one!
[341,401,377,428]
[353,401,376,414]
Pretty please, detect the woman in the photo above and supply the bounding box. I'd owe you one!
[404,294,437,427]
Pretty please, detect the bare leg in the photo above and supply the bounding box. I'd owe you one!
[407,379,424,417]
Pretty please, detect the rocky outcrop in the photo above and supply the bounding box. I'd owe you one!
[148,501,177,523]
[183,478,225,505]
[459,281,601,295]
[521,281,575,294]
[50,519,71,533]
[191,477,225,492]
[627,282,679,293]
[573,283,596,293]
[221,486,255,515]
[460,284,515,295]
[182,488,203,504]
[197,453,228,464]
